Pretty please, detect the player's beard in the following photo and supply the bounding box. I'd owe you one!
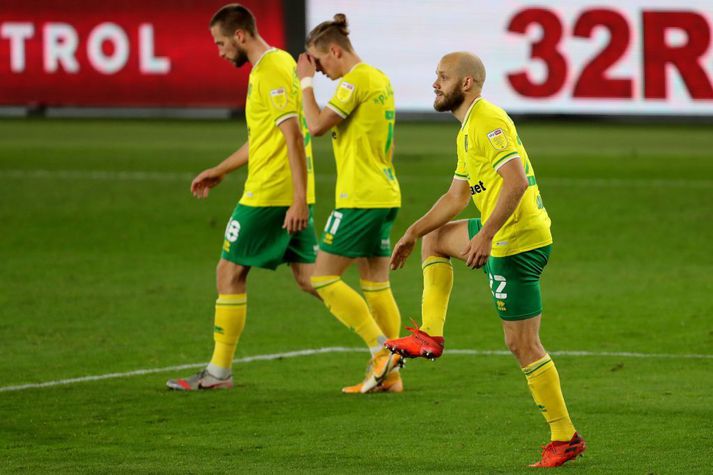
[231,43,249,68]
[433,87,465,112]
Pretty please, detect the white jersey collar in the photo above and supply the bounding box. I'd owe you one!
[460,96,482,130]
[253,47,277,68]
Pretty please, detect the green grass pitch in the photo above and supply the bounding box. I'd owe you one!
[1,118,712,473]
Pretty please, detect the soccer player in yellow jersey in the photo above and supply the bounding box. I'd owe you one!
[167,4,319,391]
[385,53,586,467]
[296,14,403,394]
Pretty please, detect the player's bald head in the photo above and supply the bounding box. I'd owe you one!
[439,52,486,92]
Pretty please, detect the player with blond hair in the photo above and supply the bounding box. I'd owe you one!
[296,14,403,394]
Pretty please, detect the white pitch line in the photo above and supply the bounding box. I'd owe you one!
[1,169,712,189]
[448,349,713,359]
[0,346,711,393]
[0,347,359,393]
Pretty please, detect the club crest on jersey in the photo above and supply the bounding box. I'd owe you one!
[336,81,355,102]
[270,87,287,109]
[487,128,508,150]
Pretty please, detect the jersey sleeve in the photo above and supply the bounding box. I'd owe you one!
[475,117,521,171]
[453,153,469,181]
[327,71,363,118]
[260,68,299,126]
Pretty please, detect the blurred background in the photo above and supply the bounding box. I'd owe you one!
[3,0,713,118]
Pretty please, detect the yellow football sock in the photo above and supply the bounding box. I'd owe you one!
[420,256,453,336]
[522,354,577,441]
[360,280,401,339]
[312,275,383,347]
[209,293,247,370]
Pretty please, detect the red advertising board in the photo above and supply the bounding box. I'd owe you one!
[0,0,286,107]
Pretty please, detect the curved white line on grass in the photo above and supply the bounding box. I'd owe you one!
[449,349,713,359]
[0,347,711,393]
[0,347,359,393]
[2,169,713,189]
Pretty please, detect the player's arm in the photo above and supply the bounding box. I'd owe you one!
[462,158,528,268]
[278,117,309,233]
[390,178,471,270]
[190,141,249,199]
[296,53,343,137]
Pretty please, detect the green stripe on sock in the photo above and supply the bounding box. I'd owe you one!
[422,260,451,271]
[523,357,552,376]
[312,278,341,290]
[361,287,390,292]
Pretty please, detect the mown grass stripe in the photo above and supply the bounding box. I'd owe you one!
[2,170,712,189]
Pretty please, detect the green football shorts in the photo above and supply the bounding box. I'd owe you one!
[221,204,317,270]
[468,218,552,321]
[319,207,399,258]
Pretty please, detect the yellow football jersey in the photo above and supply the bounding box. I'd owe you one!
[455,97,552,257]
[326,63,401,208]
[240,48,315,206]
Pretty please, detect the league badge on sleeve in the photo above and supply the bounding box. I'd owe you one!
[487,128,509,150]
[336,81,355,103]
[270,87,287,109]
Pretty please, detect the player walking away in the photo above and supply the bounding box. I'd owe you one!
[167,4,318,391]
[296,14,403,394]
[385,52,586,467]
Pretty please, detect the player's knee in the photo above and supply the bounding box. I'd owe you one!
[216,260,248,293]
[421,229,440,258]
[504,333,520,355]
[504,333,541,360]
[295,275,314,294]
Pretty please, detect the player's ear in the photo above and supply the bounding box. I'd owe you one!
[462,75,474,92]
[235,29,248,44]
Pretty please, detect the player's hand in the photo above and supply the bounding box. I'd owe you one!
[283,201,309,233]
[296,53,316,79]
[462,231,492,269]
[190,168,224,199]
[390,231,417,270]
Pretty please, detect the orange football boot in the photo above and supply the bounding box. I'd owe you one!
[341,349,402,394]
[529,432,586,468]
[342,370,403,394]
[385,324,444,360]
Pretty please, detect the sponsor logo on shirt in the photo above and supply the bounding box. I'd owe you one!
[470,180,487,194]
[487,128,508,150]
[336,81,355,102]
[270,87,287,109]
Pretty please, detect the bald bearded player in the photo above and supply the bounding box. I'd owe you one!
[385,52,586,468]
